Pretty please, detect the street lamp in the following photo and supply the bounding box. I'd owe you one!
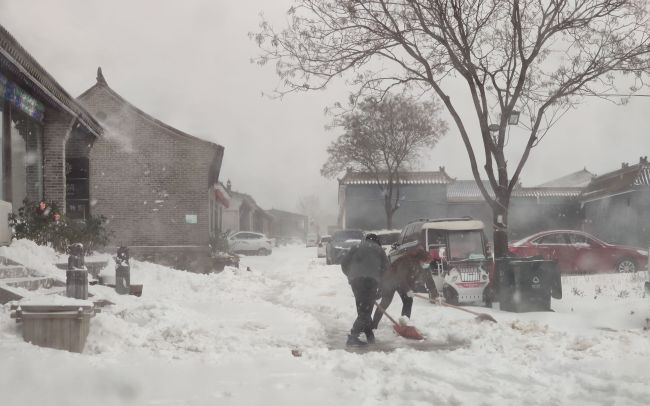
[508,110,520,125]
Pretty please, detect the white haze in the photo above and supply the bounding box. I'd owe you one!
[0,0,648,219]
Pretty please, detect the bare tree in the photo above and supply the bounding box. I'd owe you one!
[252,0,650,257]
[322,94,446,229]
[296,194,322,232]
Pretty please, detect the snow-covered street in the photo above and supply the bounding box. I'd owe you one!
[1,241,650,406]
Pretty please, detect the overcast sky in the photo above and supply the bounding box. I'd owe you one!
[1,0,648,218]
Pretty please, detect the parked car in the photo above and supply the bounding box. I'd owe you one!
[326,229,364,265]
[508,230,649,274]
[317,235,331,258]
[389,217,492,305]
[228,232,274,256]
[367,229,402,255]
[306,233,319,248]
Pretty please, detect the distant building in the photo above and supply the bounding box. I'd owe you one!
[338,169,454,230]
[267,208,308,241]
[220,181,272,236]
[581,157,650,247]
[77,68,224,271]
[0,24,103,244]
[338,168,584,240]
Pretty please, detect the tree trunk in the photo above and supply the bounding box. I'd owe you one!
[492,196,509,259]
[386,209,393,229]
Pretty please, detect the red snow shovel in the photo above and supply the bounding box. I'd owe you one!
[411,292,497,323]
[374,302,424,340]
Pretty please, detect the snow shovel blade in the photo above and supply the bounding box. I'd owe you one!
[474,313,497,323]
[393,324,424,340]
[375,301,424,340]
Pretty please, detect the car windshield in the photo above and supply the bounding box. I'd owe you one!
[378,232,400,245]
[447,230,485,260]
[333,230,363,241]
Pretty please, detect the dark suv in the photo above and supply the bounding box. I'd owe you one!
[326,229,364,265]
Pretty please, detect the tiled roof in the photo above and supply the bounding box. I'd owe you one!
[447,179,581,202]
[0,24,102,136]
[447,180,495,201]
[581,159,650,201]
[536,169,595,188]
[340,170,453,185]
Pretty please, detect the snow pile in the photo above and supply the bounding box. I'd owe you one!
[1,241,649,405]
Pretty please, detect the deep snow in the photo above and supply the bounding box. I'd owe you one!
[1,240,649,405]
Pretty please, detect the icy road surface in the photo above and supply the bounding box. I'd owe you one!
[1,240,650,405]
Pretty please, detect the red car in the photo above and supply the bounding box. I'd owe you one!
[508,230,648,274]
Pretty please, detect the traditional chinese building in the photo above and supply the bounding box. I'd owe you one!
[77,68,224,271]
[581,157,650,248]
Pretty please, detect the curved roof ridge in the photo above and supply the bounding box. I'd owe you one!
[0,24,102,136]
[77,70,221,148]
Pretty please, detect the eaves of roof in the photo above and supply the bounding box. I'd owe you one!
[0,24,102,137]
[340,171,453,185]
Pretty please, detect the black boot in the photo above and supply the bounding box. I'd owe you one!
[346,334,367,347]
[365,330,375,344]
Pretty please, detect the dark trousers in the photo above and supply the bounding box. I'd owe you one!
[350,277,378,337]
[372,287,413,328]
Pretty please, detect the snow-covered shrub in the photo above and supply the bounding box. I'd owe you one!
[8,199,111,254]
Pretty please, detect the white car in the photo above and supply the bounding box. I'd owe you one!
[228,232,273,255]
[317,235,331,258]
[306,234,319,247]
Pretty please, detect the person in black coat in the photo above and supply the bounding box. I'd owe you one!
[341,233,388,346]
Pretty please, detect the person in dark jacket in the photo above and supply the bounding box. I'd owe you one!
[341,233,388,346]
[372,249,438,329]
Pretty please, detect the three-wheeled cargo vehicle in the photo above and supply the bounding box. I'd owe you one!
[389,217,493,306]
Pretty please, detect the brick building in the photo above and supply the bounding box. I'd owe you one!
[220,182,273,236]
[77,69,224,271]
[581,157,650,247]
[0,24,102,244]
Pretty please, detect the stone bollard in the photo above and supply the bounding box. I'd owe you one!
[115,246,130,295]
[66,243,88,300]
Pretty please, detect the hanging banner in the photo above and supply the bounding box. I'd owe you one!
[0,72,45,122]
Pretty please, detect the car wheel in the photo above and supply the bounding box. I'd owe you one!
[443,286,459,306]
[257,248,270,256]
[615,258,636,273]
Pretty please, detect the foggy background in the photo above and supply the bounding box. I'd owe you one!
[1,0,648,226]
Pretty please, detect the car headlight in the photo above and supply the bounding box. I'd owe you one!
[637,250,648,256]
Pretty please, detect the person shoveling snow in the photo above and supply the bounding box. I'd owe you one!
[340,233,388,346]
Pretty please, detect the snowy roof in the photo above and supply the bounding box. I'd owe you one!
[447,180,580,202]
[581,158,650,202]
[536,169,595,188]
[0,24,102,137]
[229,190,272,217]
[340,169,453,185]
[446,180,496,202]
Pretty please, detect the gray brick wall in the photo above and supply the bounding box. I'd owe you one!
[78,85,222,248]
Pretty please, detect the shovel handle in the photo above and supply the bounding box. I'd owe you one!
[411,292,483,317]
[374,301,400,327]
